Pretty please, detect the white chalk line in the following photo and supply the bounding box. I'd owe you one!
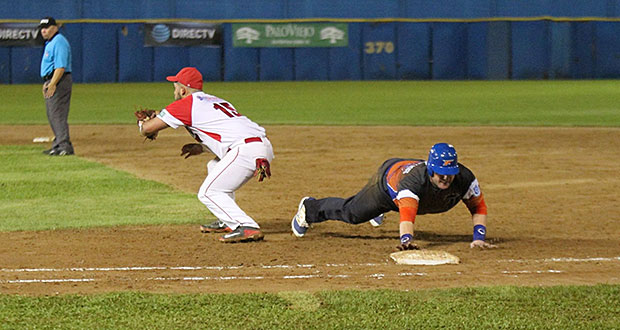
[498,256,620,263]
[0,263,386,273]
[502,270,563,274]
[2,256,617,285]
[6,278,95,284]
[0,272,427,285]
[3,256,617,274]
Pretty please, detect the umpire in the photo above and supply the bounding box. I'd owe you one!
[39,17,74,156]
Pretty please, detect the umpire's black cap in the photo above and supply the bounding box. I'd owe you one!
[38,17,57,29]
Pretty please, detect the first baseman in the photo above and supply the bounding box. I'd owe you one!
[137,67,274,243]
[291,143,496,250]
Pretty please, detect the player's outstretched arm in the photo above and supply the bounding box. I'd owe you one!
[470,213,497,249]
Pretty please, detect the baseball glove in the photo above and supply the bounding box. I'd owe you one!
[134,108,157,122]
[254,158,271,182]
[134,108,158,140]
[180,143,206,159]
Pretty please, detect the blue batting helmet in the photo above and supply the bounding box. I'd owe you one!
[427,143,459,176]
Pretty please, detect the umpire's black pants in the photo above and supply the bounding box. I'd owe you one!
[305,159,399,225]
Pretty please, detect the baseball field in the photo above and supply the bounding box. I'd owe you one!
[1,80,619,328]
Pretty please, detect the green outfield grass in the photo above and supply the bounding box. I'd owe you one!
[2,80,619,126]
[1,285,619,329]
[0,145,207,231]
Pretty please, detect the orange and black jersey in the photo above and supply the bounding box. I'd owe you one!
[382,158,487,223]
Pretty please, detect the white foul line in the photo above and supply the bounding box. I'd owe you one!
[499,256,620,263]
[2,256,618,285]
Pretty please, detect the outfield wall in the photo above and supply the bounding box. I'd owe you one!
[1,0,619,83]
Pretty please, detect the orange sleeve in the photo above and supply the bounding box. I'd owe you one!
[464,193,488,215]
[395,197,419,223]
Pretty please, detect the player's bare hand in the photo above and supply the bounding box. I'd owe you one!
[470,240,497,249]
[180,143,205,159]
[395,242,419,251]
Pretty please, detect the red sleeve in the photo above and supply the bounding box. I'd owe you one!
[395,197,419,223]
[165,96,193,126]
[463,193,488,215]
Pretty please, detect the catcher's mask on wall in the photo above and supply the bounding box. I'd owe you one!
[427,143,459,176]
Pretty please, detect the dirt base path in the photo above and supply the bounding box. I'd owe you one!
[1,125,619,295]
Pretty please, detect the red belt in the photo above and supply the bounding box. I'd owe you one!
[228,137,262,152]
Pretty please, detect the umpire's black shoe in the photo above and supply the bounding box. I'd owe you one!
[42,148,55,155]
[48,149,74,156]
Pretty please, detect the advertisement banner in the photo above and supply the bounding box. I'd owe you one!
[232,23,348,47]
[144,22,222,47]
[0,23,43,47]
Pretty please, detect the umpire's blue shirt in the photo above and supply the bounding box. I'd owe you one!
[40,33,72,78]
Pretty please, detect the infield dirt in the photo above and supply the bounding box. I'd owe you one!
[1,125,619,295]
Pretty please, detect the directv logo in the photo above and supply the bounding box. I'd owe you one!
[151,24,170,43]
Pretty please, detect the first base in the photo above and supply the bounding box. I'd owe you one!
[390,250,460,265]
[33,137,52,143]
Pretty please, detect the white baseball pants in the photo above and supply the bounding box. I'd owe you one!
[197,137,274,230]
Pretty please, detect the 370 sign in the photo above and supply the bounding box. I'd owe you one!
[364,41,395,54]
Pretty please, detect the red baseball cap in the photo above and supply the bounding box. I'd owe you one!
[166,67,203,89]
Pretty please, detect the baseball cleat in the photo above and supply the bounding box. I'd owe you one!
[291,197,313,237]
[200,220,232,233]
[369,214,385,227]
[219,226,264,243]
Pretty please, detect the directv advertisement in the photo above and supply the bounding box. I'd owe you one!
[144,22,222,47]
[0,23,44,46]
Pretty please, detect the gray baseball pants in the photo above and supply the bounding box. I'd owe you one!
[45,73,73,153]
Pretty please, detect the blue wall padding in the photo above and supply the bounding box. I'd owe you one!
[362,23,397,80]
[432,23,468,80]
[81,24,118,82]
[2,0,620,83]
[118,24,153,82]
[511,21,549,79]
[10,47,42,83]
[222,24,259,81]
[595,22,620,78]
[467,22,488,79]
[328,23,362,80]
[570,22,595,79]
[189,47,222,82]
[402,0,494,18]
[396,23,431,80]
[549,22,572,79]
[294,48,329,81]
[495,0,610,17]
[176,0,287,19]
[486,21,511,80]
[259,48,294,81]
[0,48,10,83]
[60,24,83,83]
[153,47,188,82]
[0,0,81,19]
[2,0,619,20]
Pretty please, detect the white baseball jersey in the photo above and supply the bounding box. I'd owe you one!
[158,92,267,159]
